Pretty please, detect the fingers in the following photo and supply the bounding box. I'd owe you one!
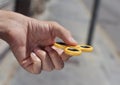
[34,46,70,72]
[52,46,71,61]
[12,45,42,74]
[45,47,64,70]
[34,48,54,71]
[21,52,42,74]
[30,52,42,74]
[61,52,72,61]
[50,22,77,45]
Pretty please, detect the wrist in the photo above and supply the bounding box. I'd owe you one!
[0,10,9,40]
[0,10,28,42]
[0,24,10,41]
[0,10,13,42]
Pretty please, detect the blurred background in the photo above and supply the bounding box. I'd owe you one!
[0,0,120,85]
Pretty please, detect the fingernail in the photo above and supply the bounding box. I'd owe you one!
[31,52,36,57]
[31,52,40,61]
[22,60,27,65]
[69,38,77,44]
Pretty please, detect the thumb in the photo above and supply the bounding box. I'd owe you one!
[51,22,77,45]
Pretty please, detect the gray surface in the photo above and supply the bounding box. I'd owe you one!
[83,0,120,52]
[0,0,120,85]
[0,0,15,10]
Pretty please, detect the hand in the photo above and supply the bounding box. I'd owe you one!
[0,11,77,74]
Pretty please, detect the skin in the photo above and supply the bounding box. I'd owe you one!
[0,10,77,74]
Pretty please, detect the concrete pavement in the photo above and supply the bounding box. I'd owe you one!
[0,0,120,85]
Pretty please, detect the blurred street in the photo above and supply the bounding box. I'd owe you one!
[83,0,120,53]
[0,0,120,85]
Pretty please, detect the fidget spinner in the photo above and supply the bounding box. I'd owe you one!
[54,42,93,56]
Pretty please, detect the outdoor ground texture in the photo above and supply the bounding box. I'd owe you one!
[0,0,120,85]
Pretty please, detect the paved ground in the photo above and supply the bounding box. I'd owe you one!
[0,0,120,85]
[83,0,120,53]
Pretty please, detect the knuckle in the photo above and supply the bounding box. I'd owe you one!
[50,52,57,57]
[50,21,58,25]
[40,51,47,56]
[48,21,59,28]
[56,63,64,70]
[42,54,47,61]
[49,50,58,57]
[33,70,42,74]
[62,54,71,61]
[27,68,42,74]
[44,67,54,72]
[47,68,54,72]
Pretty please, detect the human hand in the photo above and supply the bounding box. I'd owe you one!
[0,11,77,74]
